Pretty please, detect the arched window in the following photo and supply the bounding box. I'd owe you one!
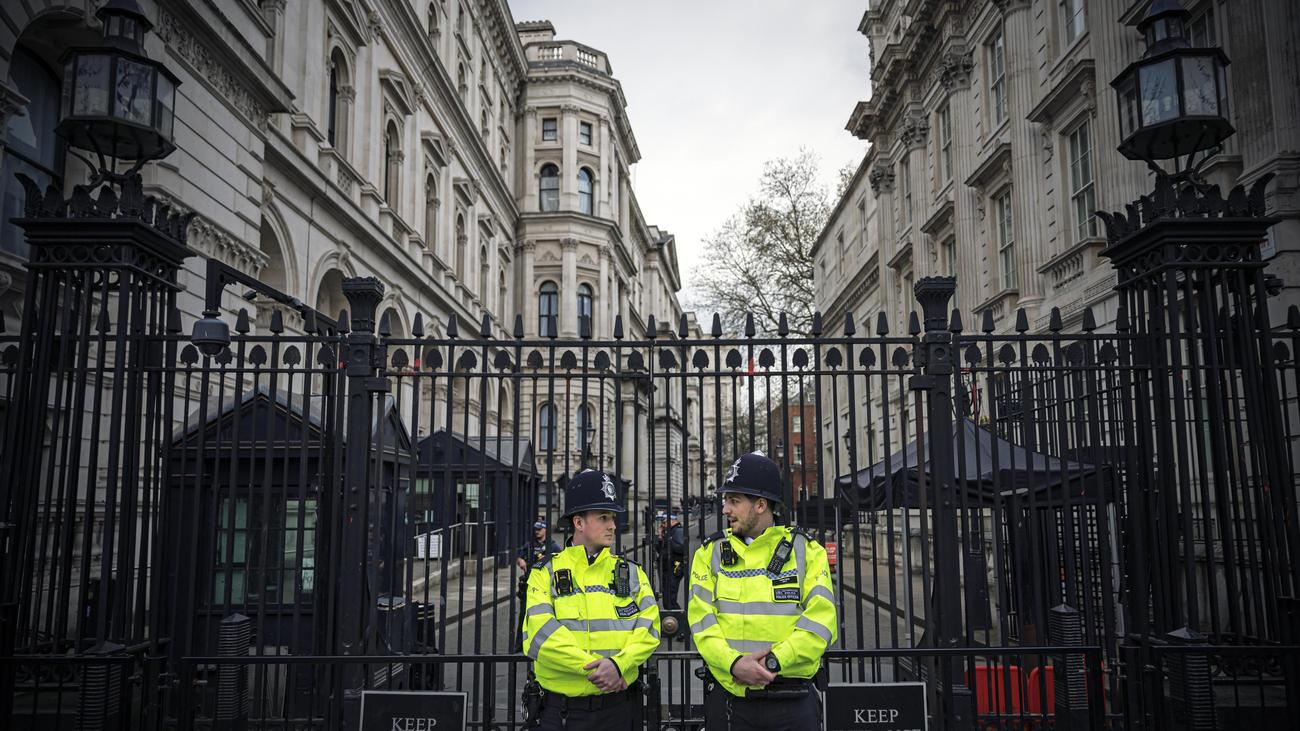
[539,164,559,212]
[577,404,593,452]
[455,213,467,278]
[383,121,401,204]
[539,402,557,451]
[427,3,439,36]
[577,167,593,215]
[577,283,593,335]
[538,281,558,337]
[327,48,351,153]
[1,46,63,257]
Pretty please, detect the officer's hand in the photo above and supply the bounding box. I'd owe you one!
[583,658,625,693]
[731,651,776,687]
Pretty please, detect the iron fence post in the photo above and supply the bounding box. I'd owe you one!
[911,276,971,729]
[337,277,385,712]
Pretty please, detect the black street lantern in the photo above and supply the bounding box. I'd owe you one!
[1111,0,1232,164]
[55,0,180,177]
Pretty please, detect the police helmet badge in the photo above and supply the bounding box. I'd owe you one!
[725,458,742,485]
[601,473,617,501]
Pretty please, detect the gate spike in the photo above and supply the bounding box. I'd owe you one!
[412,313,425,338]
[579,313,592,339]
[646,314,657,339]
[678,313,689,338]
[235,308,251,334]
[711,313,723,338]
[303,309,318,334]
[613,314,624,340]
[446,313,459,338]
[481,313,492,338]
[744,312,756,338]
[1014,308,1029,333]
[1082,307,1097,332]
[949,309,963,333]
[810,311,823,336]
[1288,305,1300,330]
[97,306,110,333]
[1115,305,1130,332]
[269,308,284,334]
[337,309,350,333]
[778,312,789,337]
[167,307,183,334]
[981,309,995,333]
[378,310,392,337]
[875,312,889,335]
[908,311,920,335]
[514,314,526,339]
[1049,307,1063,332]
[843,312,856,337]
[0,310,5,333]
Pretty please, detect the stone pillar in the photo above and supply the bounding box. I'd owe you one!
[561,238,578,337]
[561,104,579,209]
[1001,0,1046,316]
[598,116,612,219]
[940,50,977,311]
[523,109,538,211]
[619,173,631,245]
[519,240,536,336]
[598,249,610,337]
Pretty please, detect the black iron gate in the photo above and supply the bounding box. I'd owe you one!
[1,173,1297,730]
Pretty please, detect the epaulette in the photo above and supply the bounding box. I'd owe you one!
[531,556,552,570]
[703,530,727,545]
[788,525,814,541]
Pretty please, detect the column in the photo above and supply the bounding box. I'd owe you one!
[519,240,536,336]
[561,104,579,210]
[598,249,610,337]
[941,51,977,312]
[598,116,612,219]
[1002,0,1046,315]
[523,109,538,211]
[561,238,578,337]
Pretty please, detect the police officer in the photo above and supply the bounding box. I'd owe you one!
[521,470,661,729]
[656,512,686,609]
[688,452,837,730]
[518,519,562,572]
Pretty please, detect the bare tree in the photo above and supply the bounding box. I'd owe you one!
[690,150,833,338]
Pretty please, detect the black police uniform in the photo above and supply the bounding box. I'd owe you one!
[656,520,686,609]
[518,537,562,567]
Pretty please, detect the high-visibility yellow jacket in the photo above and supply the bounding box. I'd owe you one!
[522,545,661,696]
[687,525,837,697]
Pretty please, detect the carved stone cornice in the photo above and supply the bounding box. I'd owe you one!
[937,50,974,90]
[868,163,896,196]
[561,237,579,251]
[899,112,930,150]
[992,0,1032,13]
[155,7,279,131]
[560,104,581,116]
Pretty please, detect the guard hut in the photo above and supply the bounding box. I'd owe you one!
[414,431,540,560]
[165,386,414,660]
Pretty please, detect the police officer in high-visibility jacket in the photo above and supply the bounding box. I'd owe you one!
[688,452,837,730]
[521,469,661,729]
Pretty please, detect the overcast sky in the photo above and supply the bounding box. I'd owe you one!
[508,1,871,300]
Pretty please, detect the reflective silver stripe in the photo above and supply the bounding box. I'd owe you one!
[558,618,640,632]
[726,639,772,653]
[690,614,718,634]
[628,564,641,594]
[795,616,833,646]
[710,541,722,574]
[527,603,554,617]
[592,648,619,657]
[793,534,806,588]
[547,564,557,597]
[527,618,561,659]
[638,595,657,611]
[634,617,656,631]
[804,585,834,606]
[691,584,714,604]
[717,599,801,616]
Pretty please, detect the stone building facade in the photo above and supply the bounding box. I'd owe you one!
[813,0,1298,473]
[0,1,710,508]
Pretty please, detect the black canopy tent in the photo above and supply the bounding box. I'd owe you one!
[835,418,1111,510]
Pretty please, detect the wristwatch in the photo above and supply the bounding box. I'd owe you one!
[764,653,781,673]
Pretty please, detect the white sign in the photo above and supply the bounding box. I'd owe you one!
[415,532,443,559]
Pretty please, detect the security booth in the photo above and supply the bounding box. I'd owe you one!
[413,431,540,560]
[165,386,415,661]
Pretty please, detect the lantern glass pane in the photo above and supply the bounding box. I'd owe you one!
[61,58,74,119]
[1139,59,1178,125]
[119,17,136,42]
[1217,63,1229,119]
[73,54,111,116]
[106,16,119,38]
[1182,55,1218,116]
[1117,76,1138,137]
[114,58,154,125]
[155,73,175,138]
[1168,17,1184,41]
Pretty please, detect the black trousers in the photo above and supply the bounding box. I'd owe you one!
[703,684,822,731]
[533,690,636,730]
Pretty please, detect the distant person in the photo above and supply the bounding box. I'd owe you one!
[517,520,561,573]
[655,512,686,609]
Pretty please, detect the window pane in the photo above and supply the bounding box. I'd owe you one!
[542,118,557,141]
[1139,59,1179,124]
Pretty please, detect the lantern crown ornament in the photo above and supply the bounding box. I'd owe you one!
[54,0,180,184]
[1110,0,1232,174]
